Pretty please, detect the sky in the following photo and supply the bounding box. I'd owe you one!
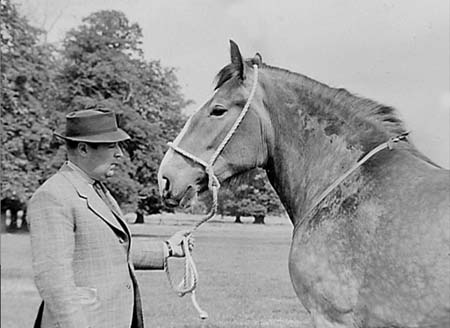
[16,0,449,167]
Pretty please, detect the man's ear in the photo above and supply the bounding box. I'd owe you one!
[77,142,89,157]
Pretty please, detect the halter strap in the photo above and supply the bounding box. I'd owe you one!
[294,131,410,234]
[168,64,259,193]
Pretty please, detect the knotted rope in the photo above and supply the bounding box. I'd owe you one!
[163,183,218,319]
[164,65,260,319]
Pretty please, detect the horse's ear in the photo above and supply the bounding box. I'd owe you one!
[229,40,245,80]
[251,53,263,67]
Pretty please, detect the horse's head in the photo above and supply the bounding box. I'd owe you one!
[158,41,274,207]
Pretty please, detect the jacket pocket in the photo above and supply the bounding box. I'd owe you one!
[75,287,98,305]
[75,287,101,327]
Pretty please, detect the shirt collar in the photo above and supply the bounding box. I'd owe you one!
[66,161,95,185]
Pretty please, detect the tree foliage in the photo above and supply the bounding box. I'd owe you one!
[2,4,282,219]
[1,0,60,201]
[218,169,283,223]
[56,10,189,212]
[1,5,188,214]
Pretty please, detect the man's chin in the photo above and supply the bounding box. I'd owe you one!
[105,170,115,178]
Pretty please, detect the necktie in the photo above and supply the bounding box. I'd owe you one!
[93,181,130,246]
[93,181,120,218]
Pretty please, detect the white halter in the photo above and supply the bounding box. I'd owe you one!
[167,64,259,195]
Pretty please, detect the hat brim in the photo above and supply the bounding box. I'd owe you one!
[54,129,130,143]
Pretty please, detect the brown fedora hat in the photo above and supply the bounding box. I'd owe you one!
[54,109,130,143]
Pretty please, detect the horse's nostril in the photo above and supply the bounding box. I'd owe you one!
[162,177,170,190]
[162,177,171,198]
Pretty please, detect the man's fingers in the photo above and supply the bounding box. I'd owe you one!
[188,238,194,251]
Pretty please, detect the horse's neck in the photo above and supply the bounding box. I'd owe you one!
[263,73,367,226]
[259,68,437,227]
[267,119,363,226]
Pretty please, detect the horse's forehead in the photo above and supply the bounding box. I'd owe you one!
[213,79,248,103]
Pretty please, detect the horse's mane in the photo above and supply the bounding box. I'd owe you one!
[215,60,404,136]
[214,60,437,166]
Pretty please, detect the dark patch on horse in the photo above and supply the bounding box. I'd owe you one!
[324,123,342,137]
[341,194,359,214]
[306,187,343,230]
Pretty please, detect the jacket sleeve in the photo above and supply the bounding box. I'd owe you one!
[28,190,90,328]
[130,237,166,270]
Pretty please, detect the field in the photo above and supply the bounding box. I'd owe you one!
[1,214,312,328]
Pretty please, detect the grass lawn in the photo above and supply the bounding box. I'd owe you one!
[1,214,311,327]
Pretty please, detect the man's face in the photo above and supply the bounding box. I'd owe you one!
[84,142,124,180]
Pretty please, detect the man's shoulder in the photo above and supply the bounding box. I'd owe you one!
[42,169,70,187]
[27,169,81,223]
[31,169,74,200]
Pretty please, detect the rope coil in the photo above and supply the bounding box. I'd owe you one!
[164,65,259,320]
[164,184,219,320]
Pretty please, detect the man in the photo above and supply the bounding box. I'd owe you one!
[28,109,193,328]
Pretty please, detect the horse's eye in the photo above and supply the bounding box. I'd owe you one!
[210,106,228,117]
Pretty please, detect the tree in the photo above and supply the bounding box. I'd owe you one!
[56,10,189,213]
[1,0,61,204]
[218,169,283,224]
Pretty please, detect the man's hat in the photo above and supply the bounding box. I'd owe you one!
[54,109,130,143]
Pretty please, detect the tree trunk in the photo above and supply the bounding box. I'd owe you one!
[253,215,265,224]
[134,211,144,224]
[234,215,242,223]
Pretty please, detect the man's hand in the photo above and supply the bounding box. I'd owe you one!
[165,230,194,258]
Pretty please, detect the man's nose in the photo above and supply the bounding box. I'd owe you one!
[114,143,124,158]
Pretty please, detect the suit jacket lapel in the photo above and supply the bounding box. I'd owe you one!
[59,164,127,237]
[104,190,132,242]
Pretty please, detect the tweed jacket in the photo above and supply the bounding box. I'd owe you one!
[28,163,166,328]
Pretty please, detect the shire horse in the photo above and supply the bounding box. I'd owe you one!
[158,41,450,328]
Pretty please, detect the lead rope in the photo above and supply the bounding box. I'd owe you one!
[164,65,259,319]
[163,181,219,320]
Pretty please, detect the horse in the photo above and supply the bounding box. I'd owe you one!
[157,41,450,328]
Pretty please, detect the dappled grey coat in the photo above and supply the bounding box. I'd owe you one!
[28,163,165,328]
